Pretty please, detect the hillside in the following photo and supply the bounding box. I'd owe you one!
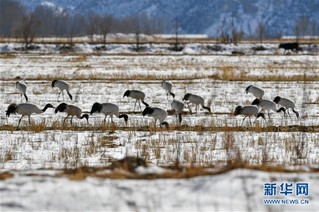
[16,0,319,37]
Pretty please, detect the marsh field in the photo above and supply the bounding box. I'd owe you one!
[0,42,319,211]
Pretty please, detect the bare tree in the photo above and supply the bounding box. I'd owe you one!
[138,13,151,34]
[150,17,164,34]
[256,20,266,44]
[273,26,284,40]
[32,5,56,38]
[100,16,112,44]
[59,13,80,50]
[294,16,310,41]
[172,18,182,51]
[0,0,26,37]
[310,20,319,37]
[218,18,230,43]
[17,14,40,49]
[1,1,167,41]
[135,16,141,52]
[86,13,100,42]
[231,18,243,44]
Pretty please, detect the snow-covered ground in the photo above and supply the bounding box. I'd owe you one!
[1,40,318,55]
[1,42,319,211]
[1,169,318,211]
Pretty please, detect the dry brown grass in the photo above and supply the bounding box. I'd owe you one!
[2,71,216,82]
[1,161,309,181]
[0,54,17,59]
[25,121,47,132]
[4,149,14,161]
[214,63,319,82]
[0,123,318,133]
[0,172,14,180]
[27,162,319,181]
[97,135,120,148]
[3,69,317,83]
[0,125,17,131]
[216,74,319,82]
[67,54,88,63]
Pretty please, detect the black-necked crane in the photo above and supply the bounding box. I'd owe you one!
[55,103,88,124]
[142,106,169,130]
[245,85,264,99]
[273,96,299,118]
[16,81,28,102]
[123,90,149,111]
[90,102,128,124]
[6,103,54,129]
[52,80,73,101]
[171,99,184,124]
[234,105,265,125]
[251,98,286,119]
[182,93,211,114]
[162,80,175,99]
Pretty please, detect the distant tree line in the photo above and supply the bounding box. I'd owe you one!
[0,0,165,43]
[217,15,319,44]
[1,0,319,47]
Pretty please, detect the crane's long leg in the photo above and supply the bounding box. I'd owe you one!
[186,102,192,114]
[133,100,137,112]
[173,110,178,123]
[63,115,69,124]
[57,91,62,102]
[287,109,291,119]
[178,113,182,124]
[138,100,142,111]
[62,91,65,101]
[24,93,28,102]
[241,116,247,126]
[18,115,25,128]
[154,119,157,132]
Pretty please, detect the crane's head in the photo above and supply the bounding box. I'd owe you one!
[161,121,169,129]
[234,106,242,116]
[142,107,154,116]
[6,103,17,117]
[120,114,128,124]
[90,102,102,114]
[81,114,89,123]
[43,104,55,112]
[251,98,260,105]
[51,80,57,88]
[123,90,131,98]
[273,96,281,104]
[182,93,191,101]
[55,103,67,113]
[245,85,252,94]
[257,112,266,120]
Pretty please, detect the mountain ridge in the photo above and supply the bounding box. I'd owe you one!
[16,0,319,37]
